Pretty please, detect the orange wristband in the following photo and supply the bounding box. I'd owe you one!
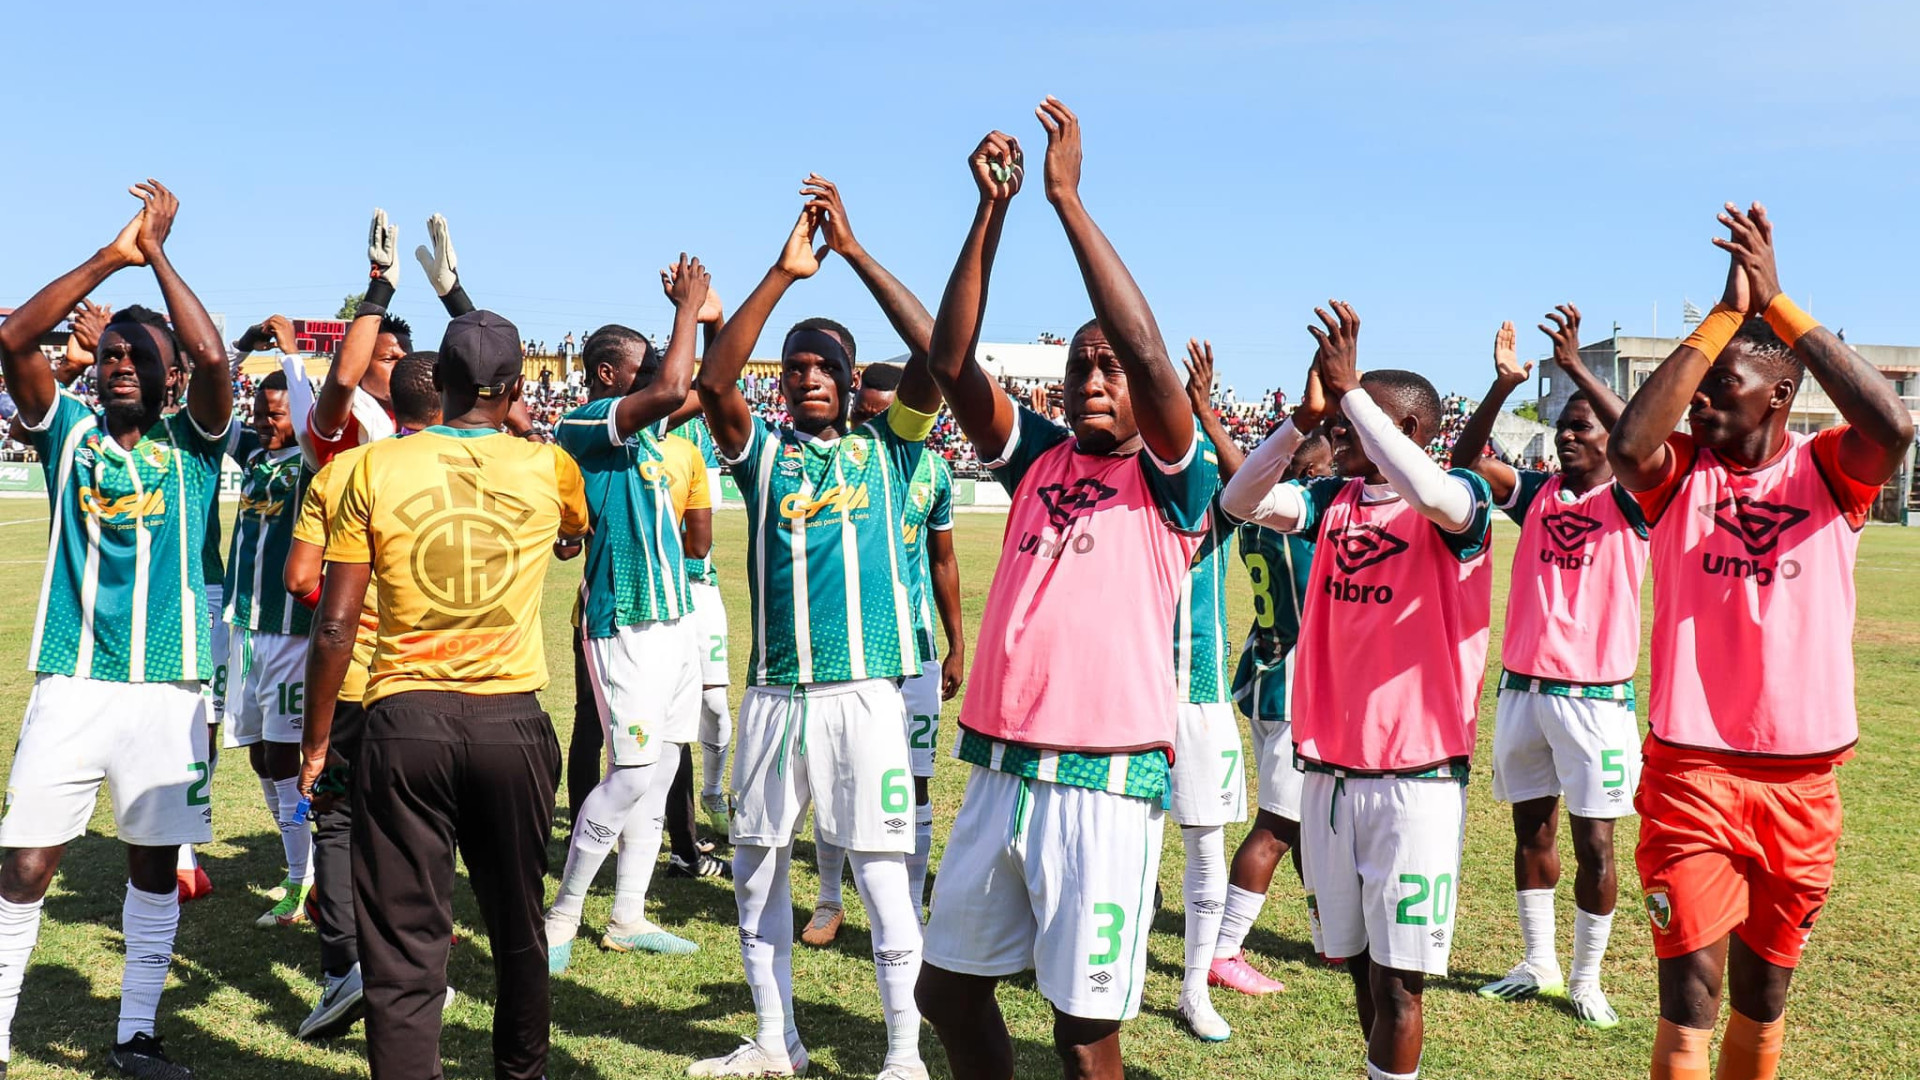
[1764,293,1820,348]
[1680,304,1744,361]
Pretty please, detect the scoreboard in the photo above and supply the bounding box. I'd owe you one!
[293,318,348,356]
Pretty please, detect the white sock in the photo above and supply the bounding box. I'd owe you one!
[611,747,678,927]
[1213,884,1266,960]
[273,776,314,885]
[1570,907,1613,991]
[850,852,924,1069]
[551,764,655,927]
[1181,826,1226,998]
[176,845,196,873]
[815,835,846,908]
[118,884,179,1044]
[1366,1061,1418,1080]
[0,896,46,1060]
[1516,888,1560,977]
[734,844,796,1056]
[907,802,934,919]
[259,775,282,839]
[699,687,732,798]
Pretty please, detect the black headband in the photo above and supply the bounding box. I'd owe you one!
[783,328,852,383]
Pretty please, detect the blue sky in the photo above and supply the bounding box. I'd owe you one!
[4,1,1916,396]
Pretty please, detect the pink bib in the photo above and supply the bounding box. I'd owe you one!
[1293,480,1493,771]
[1502,476,1649,684]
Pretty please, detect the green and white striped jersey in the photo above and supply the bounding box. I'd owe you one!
[23,393,229,682]
[727,402,934,685]
[902,451,954,664]
[1174,502,1235,705]
[1230,520,1315,721]
[560,396,692,636]
[223,429,312,636]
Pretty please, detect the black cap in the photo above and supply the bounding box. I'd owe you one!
[438,310,523,398]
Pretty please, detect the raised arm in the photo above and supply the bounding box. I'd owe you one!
[314,210,400,439]
[604,254,709,440]
[1539,304,1623,428]
[1723,202,1914,483]
[927,131,1023,461]
[803,176,941,416]
[127,181,231,435]
[1037,97,1190,464]
[659,280,725,432]
[1184,339,1244,478]
[1219,360,1328,529]
[0,208,147,425]
[56,300,113,385]
[1611,219,1751,490]
[1447,321,1526,502]
[696,208,826,457]
[413,213,474,316]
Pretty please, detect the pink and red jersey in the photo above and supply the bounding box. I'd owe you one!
[1631,429,1879,763]
[1289,473,1495,773]
[1498,472,1649,685]
[959,406,1217,758]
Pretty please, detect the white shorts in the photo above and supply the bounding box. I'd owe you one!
[1169,702,1247,827]
[1,674,214,848]
[924,766,1163,1021]
[902,659,942,779]
[204,586,229,724]
[731,679,913,853]
[1301,770,1466,976]
[584,617,702,767]
[1247,719,1305,821]
[223,628,309,747]
[1490,688,1642,819]
[689,582,730,687]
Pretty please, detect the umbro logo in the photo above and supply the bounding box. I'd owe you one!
[1540,511,1602,553]
[884,818,907,831]
[1431,929,1447,947]
[1192,898,1223,914]
[1088,970,1114,992]
[1035,477,1119,531]
[1328,523,1409,574]
[1705,495,1810,557]
[581,820,617,844]
[875,949,914,967]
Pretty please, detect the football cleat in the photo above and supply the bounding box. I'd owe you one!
[255,881,312,928]
[798,903,843,947]
[297,964,366,1041]
[602,919,699,955]
[175,867,213,904]
[1570,982,1620,1029]
[686,1040,808,1077]
[1178,991,1232,1042]
[1479,962,1567,1002]
[108,1032,193,1078]
[1207,952,1285,996]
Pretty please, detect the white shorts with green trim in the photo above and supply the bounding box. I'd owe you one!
[903,659,942,779]
[1,674,214,848]
[204,586,229,724]
[585,617,702,766]
[223,627,308,747]
[1168,701,1247,827]
[731,679,914,853]
[923,765,1163,1021]
[1490,687,1641,819]
[1301,769,1465,976]
[1247,718,1305,821]
[689,581,730,687]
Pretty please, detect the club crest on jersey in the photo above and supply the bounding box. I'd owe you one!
[138,441,172,470]
[1035,477,1117,531]
[1328,523,1408,574]
[1705,495,1810,556]
[843,440,869,468]
[1644,889,1672,931]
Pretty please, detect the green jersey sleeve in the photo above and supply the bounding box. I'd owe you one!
[987,403,1073,493]
[1140,425,1220,533]
[1496,468,1553,526]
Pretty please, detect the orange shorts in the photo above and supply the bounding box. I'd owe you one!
[1633,756,1841,967]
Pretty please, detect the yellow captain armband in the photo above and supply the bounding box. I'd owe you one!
[884,399,939,443]
[1763,294,1821,349]
[1680,304,1745,362]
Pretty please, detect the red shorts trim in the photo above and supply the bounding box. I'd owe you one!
[1633,761,1840,968]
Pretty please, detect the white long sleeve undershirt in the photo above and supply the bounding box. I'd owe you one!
[1219,418,1309,531]
[1339,388,1476,532]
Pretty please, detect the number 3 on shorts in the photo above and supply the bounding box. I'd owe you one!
[1088,902,1125,965]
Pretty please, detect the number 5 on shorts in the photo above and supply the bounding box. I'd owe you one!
[881,769,910,814]
[1089,902,1125,965]
[1601,748,1626,789]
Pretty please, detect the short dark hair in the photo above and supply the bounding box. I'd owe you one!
[1359,369,1444,438]
[258,370,289,393]
[390,351,440,425]
[106,304,185,367]
[789,317,856,365]
[1728,317,1804,385]
[1298,430,1332,458]
[1068,318,1103,351]
[858,362,904,392]
[582,324,654,375]
[379,315,413,352]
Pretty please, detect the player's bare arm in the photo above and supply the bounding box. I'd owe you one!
[608,253,708,440]
[0,200,152,426]
[927,130,1022,461]
[804,174,942,416]
[314,209,401,438]
[1038,96,1191,464]
[414,212,474,316]
[931,526,965,699]
[284,537,323,600]
[129,180,231,435]
[1447,321,1526,501]
[1722,202,1914,482]
[56,299,112,383]
[1541,305,1623,427]
[682,505,713,562]
[697,205,829,458]
[1611,213,1752,490]
[656,276,725,432]
[299,559,374,807]
[1185,338,1245,478]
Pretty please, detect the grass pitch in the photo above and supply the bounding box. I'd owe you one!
[0,501,1915,1078]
